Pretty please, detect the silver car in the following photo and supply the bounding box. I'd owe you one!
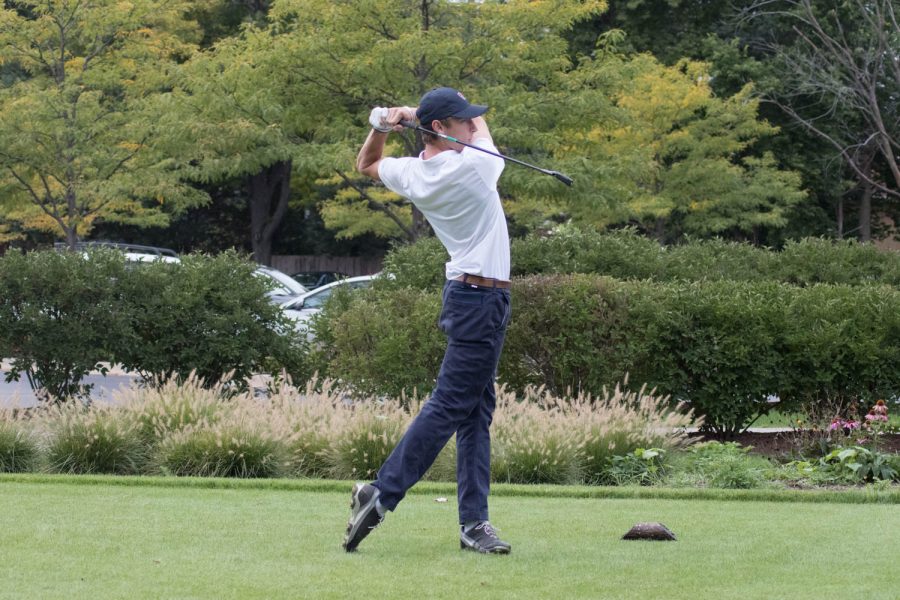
[280,275,376,338]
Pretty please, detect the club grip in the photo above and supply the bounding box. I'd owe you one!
[400,120,417,129]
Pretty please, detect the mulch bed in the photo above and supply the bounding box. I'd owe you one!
[689,431,900,459]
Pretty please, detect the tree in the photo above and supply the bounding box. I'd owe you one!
[738,0,900,240]
[261,0,608,242]
[547,50,806,241]
[0,1,210,249]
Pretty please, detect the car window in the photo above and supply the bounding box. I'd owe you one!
[302,288,332,309]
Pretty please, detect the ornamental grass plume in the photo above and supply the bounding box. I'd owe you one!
[153,394,287,478]
[121,371,229,444]
[0,412,40,473]
[492,380,696,485]
[41,402,146,474]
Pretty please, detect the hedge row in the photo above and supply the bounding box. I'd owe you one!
[0,249,305,400]
[316,275,900,434]
[380,229,900,291]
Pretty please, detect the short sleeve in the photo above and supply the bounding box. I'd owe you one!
[464,138,505,187]
[378,157,410,197]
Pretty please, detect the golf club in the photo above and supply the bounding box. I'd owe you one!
[399,120,573,187]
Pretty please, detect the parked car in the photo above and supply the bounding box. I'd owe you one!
[291,270,349,290]
[55,241,181,264]
[280,275,376,338]
[254,266,309,304]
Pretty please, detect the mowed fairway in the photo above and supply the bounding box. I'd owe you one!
[0,477,897,600]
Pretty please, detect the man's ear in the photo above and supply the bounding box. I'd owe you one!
[430,119,444,133]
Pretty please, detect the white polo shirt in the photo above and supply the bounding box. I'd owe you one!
[378,138,509,281]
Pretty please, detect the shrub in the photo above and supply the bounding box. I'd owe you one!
[0,249,131,401]
[322,289,445,398]
[0,418,40,473]
[43,404,146,474]
[776,237,900,287]
[116,251,307,389]
[510,226,662,280]
[322,271,900,434]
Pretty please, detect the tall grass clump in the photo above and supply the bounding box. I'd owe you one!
[326,396,412,480]
[492,382,695,485]
[154,397,286,478]
[123,373,228,444]
[0,415,40,473]
[267,379,345,478]
[571,381,696,484]
[492,388,585,485]
[43,404,145,474]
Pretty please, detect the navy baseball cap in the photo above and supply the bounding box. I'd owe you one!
[416,87,488,127]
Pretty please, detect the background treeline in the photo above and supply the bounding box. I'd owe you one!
[1,0,897,261]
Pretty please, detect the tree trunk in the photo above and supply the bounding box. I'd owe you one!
[836,195,844,239]
[248,159,292,266]
[859,179,873,242]
[654,217,666,243]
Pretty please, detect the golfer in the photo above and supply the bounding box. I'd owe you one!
[342,87,512,554]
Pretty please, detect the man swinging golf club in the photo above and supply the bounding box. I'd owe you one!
[342,87,512,554]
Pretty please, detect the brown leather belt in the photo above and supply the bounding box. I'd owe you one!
[452,274,511,289]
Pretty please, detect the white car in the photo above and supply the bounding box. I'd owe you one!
[254,266,308,304]
[280,275,376,338]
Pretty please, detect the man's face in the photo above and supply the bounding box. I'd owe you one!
[436,117,477,150]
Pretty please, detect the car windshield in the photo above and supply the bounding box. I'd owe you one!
[257,268,307,296]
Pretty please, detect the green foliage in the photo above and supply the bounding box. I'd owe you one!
[0,249,307,400]
[319,288,445,398]
[608,448,669,486]
[379,238,449,291]
[555,54,806,240]
[0,419,39,473]
[672,442,772,489]
[0,249,131,401]
[819,447,898,484]
[385,230,900,291]
[45,405,146,475]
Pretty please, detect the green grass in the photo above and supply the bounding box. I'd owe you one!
[1,476,898,599]
[752,409,900,429]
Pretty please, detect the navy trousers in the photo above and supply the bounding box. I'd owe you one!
[373,279,511,523]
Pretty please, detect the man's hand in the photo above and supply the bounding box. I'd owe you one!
[368,106,417,133]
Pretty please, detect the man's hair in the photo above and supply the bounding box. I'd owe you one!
[421,118,451,144]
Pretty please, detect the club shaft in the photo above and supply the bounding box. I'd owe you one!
[399,121,572,186]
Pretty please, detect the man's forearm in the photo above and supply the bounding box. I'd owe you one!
[357,129,388,175]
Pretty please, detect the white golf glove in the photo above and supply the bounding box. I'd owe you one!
[368,107,392,133]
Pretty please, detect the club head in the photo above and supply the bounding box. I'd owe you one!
[549,171,573,187]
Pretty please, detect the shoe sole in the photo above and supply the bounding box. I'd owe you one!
[342,483,380,552]
[460,539,511,554]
